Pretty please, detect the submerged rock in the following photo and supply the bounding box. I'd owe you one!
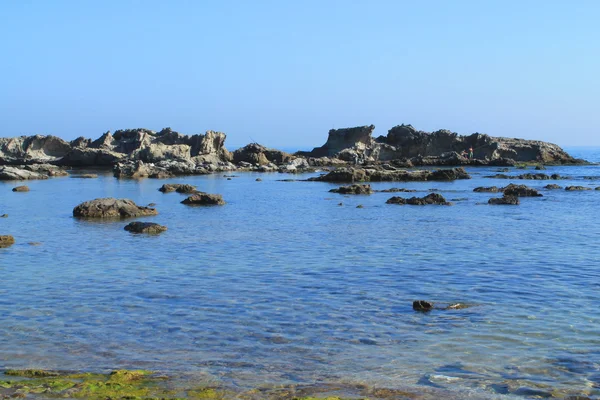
[565,186,592,191]
[181,193,225,206]
[12,185,29,192]
[329,184,373,194]
[502,183,542,197]
[0,235,15,248]
[73,198,158,218]
[376,187,417,193]
[0,214,8,218]
[473,186,501,193]
[386,193,451,206]
[70,174,98,179]
[158,183,197,193]
[124,222,167,234]
[488,195,520,205]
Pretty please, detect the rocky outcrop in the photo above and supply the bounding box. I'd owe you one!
[299,124,581,165]
[310,167,470,183]
[124,222,167,234]
[0,166,49,180]
[181,193,225,206]
[12,185,29,192]
[158,184,197,193]
[489,195,520,205]
[232,143,294,166]
[0,235,15,248]
[73,198,158,218]
[502,184,543,197]
[386,193,451,205]
[329,184,373,194]
[0,135,72,164]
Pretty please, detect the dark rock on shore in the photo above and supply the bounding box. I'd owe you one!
[474,186,501,193]
[386,193,451,206]
[544,184,563,190]
[489,195,520,205]
[329,184,373,194]
[310,167,470,183]
[0,235,15,247]
[124,222,167,234]
[158,183,197,193]
[12,185,29,192]
[565,186,592,191]
[502,183,543,197]
[73,198,158,218]
[181,193,225,206]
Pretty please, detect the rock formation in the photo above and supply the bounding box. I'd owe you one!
[181,193,225,206]
[73,198,158,218]
[310,167,470,183]
[12,185,29,192]
[488,195,520,205]
[386,193,451,206]
[329,184,373,194]
[0,235,15,248]
[124,222,167,234]
[158,184,197,193]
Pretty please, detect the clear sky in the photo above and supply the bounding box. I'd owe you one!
[1,0,599,149]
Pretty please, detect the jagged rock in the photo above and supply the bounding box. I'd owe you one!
[544,184,563,190]
[73,198,158,218]
[377,188,417,193]
[0,135,72,164]
[300,125,375,158]
[181,193,225,206]
[565,186,592,191]
[329,184,373,194]
[113,160,175,179]
[0,235,15,248]
[413,300,434,312]
[136,143,191,163]
[124,222,167,234]
[386,193,451,205]
[0,166,49,180]
[489,195,520,205]
[310,167,470,183]
[502,184,543,197]
[232,143,294,166]
[12,185,29,192]
[61,147,125,166]
[158,183,197,193]
[474,186,501,193]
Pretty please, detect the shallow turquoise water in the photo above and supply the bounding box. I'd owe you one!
[1,150,600,398]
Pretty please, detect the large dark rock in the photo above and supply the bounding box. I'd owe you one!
[329,184,373,194]
[124,222,167,234]
[73,198,158,218]
[181,193,225,206]
[158,183,197,193]
[502,184,543,197]
[310,167,470,183]
[413,300,434,312]
[488,195,520,205]
[0,235,15,248]
[300,125,375,158]
[386,193,451,205]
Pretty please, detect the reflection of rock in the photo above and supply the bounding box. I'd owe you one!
[488,195,520,205]
[124,222,167,234]
[311,167,470,183]
[565,186,592,191]
[181,193,225,206]
[0,235,15,248]
[386,193,451,206]
[12,185,30,192]
[329,184,373,194]
[73,198,158,218]
[158,184,197,193]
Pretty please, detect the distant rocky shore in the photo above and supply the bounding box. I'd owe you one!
[0,124,585,180]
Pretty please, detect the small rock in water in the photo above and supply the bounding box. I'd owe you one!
[181,193,225,206]
[565,186,592,191]
[256,178,262,182]
[413,300,434,312]
[28,242,42,246]
[0,214,7,218]
[147,203,156,207]
[356,204,364,208]
[158,184,197,194]
[124,222,167,234]
[338,202,343,206]
[0,235,15,248]
[329,184,373,195]
[12,185,29,192]
[73,198,158,218]
[488,195,520,205]
[544,184,563,190]
[227,177,232,180]
[71,174,98,179]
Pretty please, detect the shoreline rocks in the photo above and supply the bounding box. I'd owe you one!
[73,198,158,218]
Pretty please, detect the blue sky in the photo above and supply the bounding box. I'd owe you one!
[1,0,598,148]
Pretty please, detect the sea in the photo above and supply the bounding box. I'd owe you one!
[0,147,599,399]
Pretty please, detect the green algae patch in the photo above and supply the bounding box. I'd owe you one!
[187,387,227,399]
[108,369,153,383]
[5,369,60,378]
